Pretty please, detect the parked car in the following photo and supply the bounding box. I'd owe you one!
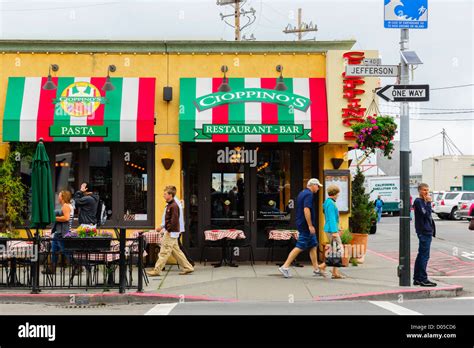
[431,191,445,209]
[433,191,474,220]
[457,200,474,220]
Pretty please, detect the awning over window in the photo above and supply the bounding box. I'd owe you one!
[2,77,155,142]
[179,77,328,143]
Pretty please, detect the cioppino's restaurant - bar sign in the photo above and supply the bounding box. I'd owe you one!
[342,51,367,140]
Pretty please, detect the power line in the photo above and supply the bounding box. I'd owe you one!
[410,132,441,143]
[411,118,473,121]
[431,83,474,90]
[0,2,120,12]
[379,104,474,111]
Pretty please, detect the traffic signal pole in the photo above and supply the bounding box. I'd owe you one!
[399,28,411,286]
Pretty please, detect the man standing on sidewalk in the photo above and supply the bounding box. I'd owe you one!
[278,178,327,278]
[147,186,194,277]
[375,195,384,223]
[412,183,437,287]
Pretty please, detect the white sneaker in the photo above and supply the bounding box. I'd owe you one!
[278,266,291,278]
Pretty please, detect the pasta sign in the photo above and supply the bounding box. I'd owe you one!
[342,52,366,140]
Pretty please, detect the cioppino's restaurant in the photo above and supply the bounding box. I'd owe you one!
[0,40,379,261]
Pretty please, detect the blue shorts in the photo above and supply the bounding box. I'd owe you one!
[295,231,317,250]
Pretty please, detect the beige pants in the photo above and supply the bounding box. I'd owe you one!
[154,232,194,274]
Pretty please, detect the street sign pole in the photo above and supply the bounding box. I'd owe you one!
[399,28,411,286]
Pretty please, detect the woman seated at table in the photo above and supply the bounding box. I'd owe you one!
[43,190,74,274]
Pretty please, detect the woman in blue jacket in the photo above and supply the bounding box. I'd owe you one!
[323,185,345,279]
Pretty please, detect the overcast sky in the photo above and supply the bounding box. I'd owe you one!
[0,0,473,173]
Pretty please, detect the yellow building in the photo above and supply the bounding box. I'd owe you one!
[0,40,378,260]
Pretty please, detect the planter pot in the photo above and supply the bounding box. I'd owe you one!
[63,237,111,251]
[350,233,368,263]
[341,244,352,267]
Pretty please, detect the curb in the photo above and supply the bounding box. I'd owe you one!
[0,292,238,305]
[313,285,463,301]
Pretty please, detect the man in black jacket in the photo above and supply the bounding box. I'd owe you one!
[73,182,99,226]
[413,183,437,287]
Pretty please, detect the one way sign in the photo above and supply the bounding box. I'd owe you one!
[376,84,430,102]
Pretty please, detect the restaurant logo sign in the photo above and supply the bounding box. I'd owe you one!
[195,124,311,140]
[194,88,311,112]
[54,82,107,117]
[342,52,366,140]
[49,125,107,137]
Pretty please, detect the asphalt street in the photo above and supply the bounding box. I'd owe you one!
[0,297,472,315]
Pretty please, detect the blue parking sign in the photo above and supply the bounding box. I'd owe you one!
[384,0,428,29]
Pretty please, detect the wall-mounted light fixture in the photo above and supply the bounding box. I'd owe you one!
[161,158,174,170]
[274,65,287,91]
[42,64,59,90]
[218,65,231,92]
[102,65,117,91]
[331,158,344,170]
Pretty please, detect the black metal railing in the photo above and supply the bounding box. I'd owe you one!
[0,229,146,293]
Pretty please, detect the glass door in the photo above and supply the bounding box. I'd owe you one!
[251,147,292,249]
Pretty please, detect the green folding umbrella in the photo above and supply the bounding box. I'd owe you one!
[30,139,55,230]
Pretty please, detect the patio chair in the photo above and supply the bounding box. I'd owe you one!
[228,225,255,265]
[199,224,226,265]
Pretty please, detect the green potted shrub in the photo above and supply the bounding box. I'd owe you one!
[340,229,353,267]
[349,167,377,263]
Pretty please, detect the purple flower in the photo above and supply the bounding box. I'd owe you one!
[371,119,376,124]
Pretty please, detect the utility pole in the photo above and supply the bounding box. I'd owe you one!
[235,1,241,41]
[442,128,446,155]
[399,28,411,287]
[218,0,256,41]
[283,8,318,41]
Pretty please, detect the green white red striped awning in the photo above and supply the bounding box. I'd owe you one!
[2,77,155,142]
[179,77,328,143]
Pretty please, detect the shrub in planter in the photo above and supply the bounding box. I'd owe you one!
[349,168,377,263]
[340,229,353,267]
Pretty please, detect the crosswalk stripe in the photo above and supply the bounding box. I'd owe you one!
[369,301,423,315]
[453,297,474,300]
[144,303,178,315]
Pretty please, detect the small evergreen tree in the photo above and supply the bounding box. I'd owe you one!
[350,167,377,234]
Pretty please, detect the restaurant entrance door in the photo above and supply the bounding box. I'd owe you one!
[195,144,311,260]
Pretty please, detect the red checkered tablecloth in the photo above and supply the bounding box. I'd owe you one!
[204,229,246,241]
[1,240,36,259]
[268,229,299,241]
[131,230,163,245]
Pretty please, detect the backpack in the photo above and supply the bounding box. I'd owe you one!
[96,199,107,227]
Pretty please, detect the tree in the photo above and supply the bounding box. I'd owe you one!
[349,167,377,234]
[0,144,31,233]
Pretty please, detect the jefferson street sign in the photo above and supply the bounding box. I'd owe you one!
[376,84,430,102]
[345,64,399,77]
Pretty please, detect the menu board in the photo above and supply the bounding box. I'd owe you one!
[324,170,350,213]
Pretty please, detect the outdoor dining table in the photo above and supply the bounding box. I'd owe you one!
[268,229,299,241]
[267,229,304,267]
[204,229,246,268]
[2,240,36,286]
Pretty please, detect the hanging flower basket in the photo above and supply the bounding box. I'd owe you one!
[351,114,398,159]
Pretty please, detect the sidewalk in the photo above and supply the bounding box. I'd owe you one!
[145,248,462,302]
[0,248,461,304]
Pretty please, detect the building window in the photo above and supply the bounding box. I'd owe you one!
[123,145,149,222]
